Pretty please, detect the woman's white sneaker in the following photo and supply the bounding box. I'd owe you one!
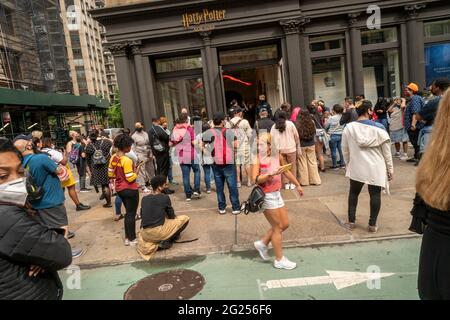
[254,240,270,260]
[274,256,297,270]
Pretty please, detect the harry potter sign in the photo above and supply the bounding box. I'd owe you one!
[182,9,226,30]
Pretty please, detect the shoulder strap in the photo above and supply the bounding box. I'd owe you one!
[22,154,35,168]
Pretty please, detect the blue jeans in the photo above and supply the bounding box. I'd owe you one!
[212,164,240,211]
[329,134,344,167]
[419,125,433,155]
[180,161,201,198]
[115,196,122,216]
[168,158,173,182]
[376,118,389,131]
[203,164,212,191]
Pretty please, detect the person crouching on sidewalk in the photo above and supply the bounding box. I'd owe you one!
[137,175,190,261]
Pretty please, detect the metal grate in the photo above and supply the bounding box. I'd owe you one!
[124,269,205,300]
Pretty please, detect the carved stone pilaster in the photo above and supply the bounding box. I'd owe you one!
[105,42,129,57]
[129,40,142,55]
[404,4,426,20]
[348,12,362,27]
[280,16,310,35]
[199,31,212,44]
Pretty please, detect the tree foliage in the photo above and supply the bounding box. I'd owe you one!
[107,89,124,128]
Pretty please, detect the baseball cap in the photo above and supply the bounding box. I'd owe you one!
[213,112,225,122]
[406,83,419,93]
[13,134,32,143]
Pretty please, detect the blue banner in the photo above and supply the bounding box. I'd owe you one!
[425,43,450,86]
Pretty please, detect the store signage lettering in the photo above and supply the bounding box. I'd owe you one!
[182,9,226,29]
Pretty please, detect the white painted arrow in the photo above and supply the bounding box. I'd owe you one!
[263,271,395,290]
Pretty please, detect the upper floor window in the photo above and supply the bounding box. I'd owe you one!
[424,19,450,37]
[155,55,202,73]
[310,34,345,52]
[361,27,398,45]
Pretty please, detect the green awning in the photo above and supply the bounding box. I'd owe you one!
[0,87,110,109]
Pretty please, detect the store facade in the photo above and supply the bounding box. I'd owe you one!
[93,0,450,129]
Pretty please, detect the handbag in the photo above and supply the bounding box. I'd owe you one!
[313,117,330,147]
[151,126,166,152]
[240,185,266,214]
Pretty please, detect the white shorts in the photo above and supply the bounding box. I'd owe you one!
[262,191,285,210]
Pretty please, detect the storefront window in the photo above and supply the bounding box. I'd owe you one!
[157,77,206,129]
[424,19,450,37]
[361,27,398,45]
[363,49,400,102]
[310,34,345,52]
[219,45,278,65]
[155,55,202,73]
[425,43,450,86]
[312,56,347,107]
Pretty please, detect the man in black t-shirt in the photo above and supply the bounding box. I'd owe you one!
[137,176,190,260]
[255,107,275,133]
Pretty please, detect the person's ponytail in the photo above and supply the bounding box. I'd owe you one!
[275,110,287,133]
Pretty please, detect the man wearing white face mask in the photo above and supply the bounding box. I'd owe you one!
[0,137,72,300]
[13,134,83,258]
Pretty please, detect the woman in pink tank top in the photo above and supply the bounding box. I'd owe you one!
[251,132,304,270]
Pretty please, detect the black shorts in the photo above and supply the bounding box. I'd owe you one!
[37,204,69,229]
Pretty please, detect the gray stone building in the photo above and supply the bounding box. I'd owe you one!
[92,0,450,129]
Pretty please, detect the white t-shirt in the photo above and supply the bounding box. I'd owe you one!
[41,147,64,164]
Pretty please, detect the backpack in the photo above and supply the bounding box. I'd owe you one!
[22,155,44,201]
[210,128,234,165]
[92,141,107,165]
[241,185,265,214]
[69,143,80,164]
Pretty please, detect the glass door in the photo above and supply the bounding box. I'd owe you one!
[157,77,205,129]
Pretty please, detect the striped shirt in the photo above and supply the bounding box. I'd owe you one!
[108,154,139,192]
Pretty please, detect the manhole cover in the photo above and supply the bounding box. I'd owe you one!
[124,269,205,300]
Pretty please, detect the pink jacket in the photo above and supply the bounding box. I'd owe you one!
[171,123,195,164]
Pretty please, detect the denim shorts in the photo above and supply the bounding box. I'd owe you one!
[262,191,285,210]
[390,128,409,143]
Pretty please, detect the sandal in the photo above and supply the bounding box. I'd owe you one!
[114,214,125,222]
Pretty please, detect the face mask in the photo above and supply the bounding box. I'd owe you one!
[136,127,143,132]
[0,177,28,206]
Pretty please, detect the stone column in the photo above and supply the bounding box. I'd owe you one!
[200,31,220,118]
[404,4,427,88]
[107,42,138,129]
[280,18,305,106]
[347,13,364,97]
[130,41,158,126]
[298,17,312,106]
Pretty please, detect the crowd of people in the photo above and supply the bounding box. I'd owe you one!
[0,76,449,299]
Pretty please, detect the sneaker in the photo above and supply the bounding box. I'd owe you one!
[406,157,417,163]
[79,188,91,193]
[142,187,151,194]
[285,183,291,190]
[206,189,211,194]
[114,214,124,222]
[237,182,242,188]
[71,248,84,259]
[399,155,409,161]
[169,180,179,185]
[103,203,113,208]
[67,231,75,239]
[394,152,401,158]
[218,209,226,215]
[254,240,270,260]
[343,222,356,230]
[193,192,201,199]
[274,256,297,270]
[99,193,105,200]
[76,203,91,211]
[247,182,253,188]
[186,198,192,202]
[289,183,296,190]
[368,225,378,233]
[232,210,241,215]
[129,239,138,246]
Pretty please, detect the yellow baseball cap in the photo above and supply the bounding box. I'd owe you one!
[406,83,419,93]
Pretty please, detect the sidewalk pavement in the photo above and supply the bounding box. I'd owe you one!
[67,156,419,267]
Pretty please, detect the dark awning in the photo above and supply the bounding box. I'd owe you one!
[0,87,110,110]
